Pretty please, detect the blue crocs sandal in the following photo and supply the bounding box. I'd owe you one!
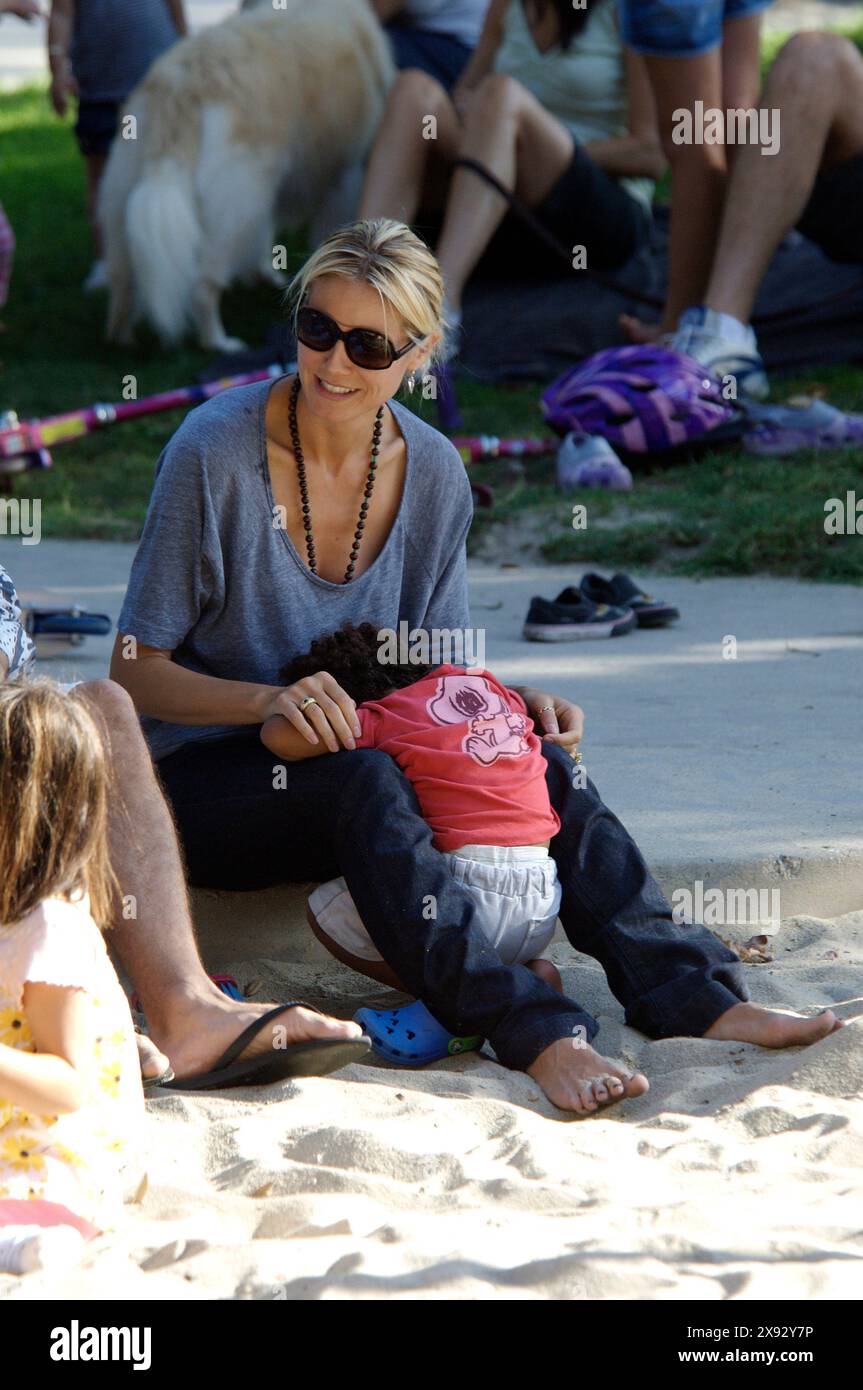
[354,1001,483,1068]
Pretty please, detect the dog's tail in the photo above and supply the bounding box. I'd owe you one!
[109,66,203,344]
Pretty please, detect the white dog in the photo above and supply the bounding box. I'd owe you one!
[99,0,394,352]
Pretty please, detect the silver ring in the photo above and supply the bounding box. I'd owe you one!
[537,704,554,713]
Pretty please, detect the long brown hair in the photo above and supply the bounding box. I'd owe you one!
[0,681,117,930]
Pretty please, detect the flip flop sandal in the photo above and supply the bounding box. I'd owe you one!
[133,1025,175,1090]
[162,1002,372,1091]
[570,573,680,628]
[354,1000,483,1068]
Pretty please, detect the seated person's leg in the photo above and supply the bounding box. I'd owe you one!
[674,32,863,391]
[435,72,575,313]
[358,68,461,224]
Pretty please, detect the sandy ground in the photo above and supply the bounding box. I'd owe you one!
[3,908,861,1302]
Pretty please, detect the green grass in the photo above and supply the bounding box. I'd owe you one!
[1,71,862,580]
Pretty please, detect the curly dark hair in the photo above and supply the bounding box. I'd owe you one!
[278,622,434,705]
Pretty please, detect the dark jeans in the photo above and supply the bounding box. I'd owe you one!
[157,733,747,1071]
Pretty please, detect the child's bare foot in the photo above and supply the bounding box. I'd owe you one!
[527,1037,649,1114]
[704,1001,843,1048]
[526,958,563,992]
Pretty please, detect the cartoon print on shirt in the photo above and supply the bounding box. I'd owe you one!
[426,673,531,766]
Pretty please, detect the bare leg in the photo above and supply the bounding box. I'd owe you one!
[358,69,461,223]
[706,32,863,323]
[619,48,729,343]
[76,681,363,1080]
[639,50,726,336]
[720,12,765,158]
[435,73,573,311]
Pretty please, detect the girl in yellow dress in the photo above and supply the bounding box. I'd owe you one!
[0,681,143,1275]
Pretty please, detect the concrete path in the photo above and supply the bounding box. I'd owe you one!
[3,537,861,920]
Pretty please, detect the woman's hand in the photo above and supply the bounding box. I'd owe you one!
[261,671,362,753]
[517,686,585,757]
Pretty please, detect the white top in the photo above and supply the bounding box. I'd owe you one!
[494,0,654,213]
[0,896,143,1227]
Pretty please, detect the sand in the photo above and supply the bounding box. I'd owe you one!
[3,909,861,1302]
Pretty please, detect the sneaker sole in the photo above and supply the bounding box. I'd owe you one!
[523,613,636,641]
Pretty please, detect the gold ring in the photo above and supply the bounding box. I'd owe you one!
[299,696,318,711]
[570,750,583,764]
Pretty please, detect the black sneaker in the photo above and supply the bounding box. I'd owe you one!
[523,593,637,642]
[572,574,679,628]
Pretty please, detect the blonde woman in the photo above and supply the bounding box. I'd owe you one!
[112,219,838,1116]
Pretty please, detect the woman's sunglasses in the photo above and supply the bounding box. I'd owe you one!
[296,305,416,371]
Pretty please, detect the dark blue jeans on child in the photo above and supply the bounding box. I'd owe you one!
[157,733,747,1072]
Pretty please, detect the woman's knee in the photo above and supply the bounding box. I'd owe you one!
[387,67,450,120]
[769,30,857,95]
[469,71,525,125]
[75,677,136,728]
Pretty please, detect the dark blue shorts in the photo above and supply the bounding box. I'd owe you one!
[74,99,119,158]
[384,21,473,90]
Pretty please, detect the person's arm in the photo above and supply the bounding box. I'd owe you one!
[583,48,665,181]
[110,639,362,748]
[164,0,186,37]
[47,0,77,117]
[109,637,274,726]
[0,984,95,1115]
[260,714,333,761]
[451,0,508,110]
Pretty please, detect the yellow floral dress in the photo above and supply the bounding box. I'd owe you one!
[0,896,143,1228]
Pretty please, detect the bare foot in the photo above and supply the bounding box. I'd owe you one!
[704,1001,843,1048]
[527,1037,649,1114]
[619,312,668,345]
[135,1031,172,1081]
[146,986,364,1082]
[527,958,563,993]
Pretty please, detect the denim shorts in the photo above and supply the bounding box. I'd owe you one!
[619,0,774,58]
[311,844,562,967]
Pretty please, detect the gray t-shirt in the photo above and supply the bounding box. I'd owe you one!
[118,379,474,762]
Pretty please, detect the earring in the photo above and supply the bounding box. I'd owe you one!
[407,372,416,392]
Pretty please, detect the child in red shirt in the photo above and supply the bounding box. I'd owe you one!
[262,623,565,1062]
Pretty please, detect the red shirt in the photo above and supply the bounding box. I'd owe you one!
[355,665,561,852]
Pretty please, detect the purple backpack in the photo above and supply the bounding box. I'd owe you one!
[541,345,741,454]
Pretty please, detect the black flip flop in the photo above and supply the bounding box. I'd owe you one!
[161,1002,372,1092]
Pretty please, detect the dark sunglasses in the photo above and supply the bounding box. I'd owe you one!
[296,305,416,371]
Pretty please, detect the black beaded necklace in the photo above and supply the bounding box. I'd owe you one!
[288,376,384,584]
